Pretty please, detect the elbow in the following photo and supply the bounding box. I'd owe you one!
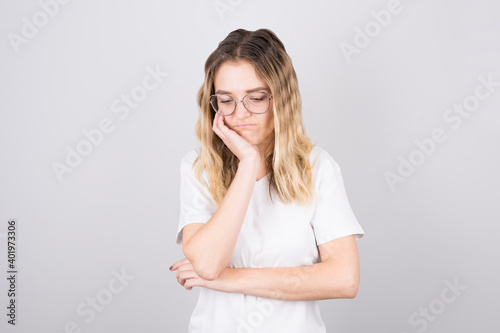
[193,264,222,281]
[333,269,359,299]
[343,273,360,299]
[184,250,223,281]
[343,264,360,299]
[199,271,219,281]
[182,242,226,281]
[327,277,359,299]
[344,282,359,299]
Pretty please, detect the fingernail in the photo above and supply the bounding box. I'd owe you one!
[169,265,173,270]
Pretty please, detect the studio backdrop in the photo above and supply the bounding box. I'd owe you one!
[1,0,499,332]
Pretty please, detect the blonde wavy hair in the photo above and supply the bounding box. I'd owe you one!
[193,28,317,206]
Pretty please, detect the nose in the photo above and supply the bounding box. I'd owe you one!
[233,100,251,119]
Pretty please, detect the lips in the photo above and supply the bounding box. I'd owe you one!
[234,124,255,128]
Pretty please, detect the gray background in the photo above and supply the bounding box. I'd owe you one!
[1,0,499,332]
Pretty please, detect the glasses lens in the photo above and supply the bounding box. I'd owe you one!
[211,95,234,116]
[243,92,270,114]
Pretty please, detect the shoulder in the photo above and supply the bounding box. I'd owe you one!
[309,145,341,176]
[180,147,210,185]
[180,147,201,168]
[308,146,343,192]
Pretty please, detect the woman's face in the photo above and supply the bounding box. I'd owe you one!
[213,60,274,152]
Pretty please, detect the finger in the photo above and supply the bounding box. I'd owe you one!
[217,116,232,137]
[212,113,220,131]
[213,115,227,141]
[213,113,218,127]
[212,125,224,142]
[170,260,181,271]
[170,258,190,271]
[175,263,194,280]
[184,277,204,290]
[219,113,229,131]
[178,270,198,286]
[176,262,193,272]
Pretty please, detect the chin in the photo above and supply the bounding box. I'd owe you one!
[241,135,258,145]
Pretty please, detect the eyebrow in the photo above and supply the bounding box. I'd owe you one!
[215,87,270,94]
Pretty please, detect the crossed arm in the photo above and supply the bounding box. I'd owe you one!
[170,234,360,301]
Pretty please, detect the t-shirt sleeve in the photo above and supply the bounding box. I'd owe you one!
[175,150,217,246]
[311,152,365,245]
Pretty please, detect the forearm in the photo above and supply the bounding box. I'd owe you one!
[184,159,258,280]
[212,261,358,301]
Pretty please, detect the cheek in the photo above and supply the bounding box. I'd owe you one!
[222,117,234,129]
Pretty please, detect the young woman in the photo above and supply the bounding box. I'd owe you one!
[170,28,365,332]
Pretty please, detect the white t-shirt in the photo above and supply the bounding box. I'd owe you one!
[175,145,365,333]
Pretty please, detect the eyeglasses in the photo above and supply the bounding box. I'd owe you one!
[209,92,273,116]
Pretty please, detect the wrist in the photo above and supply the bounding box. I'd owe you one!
[238,158,259,174]
[211,267,241,294]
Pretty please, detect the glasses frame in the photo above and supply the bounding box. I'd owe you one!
[209,92,273,116]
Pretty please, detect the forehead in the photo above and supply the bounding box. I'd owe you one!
[214,61,269,93]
